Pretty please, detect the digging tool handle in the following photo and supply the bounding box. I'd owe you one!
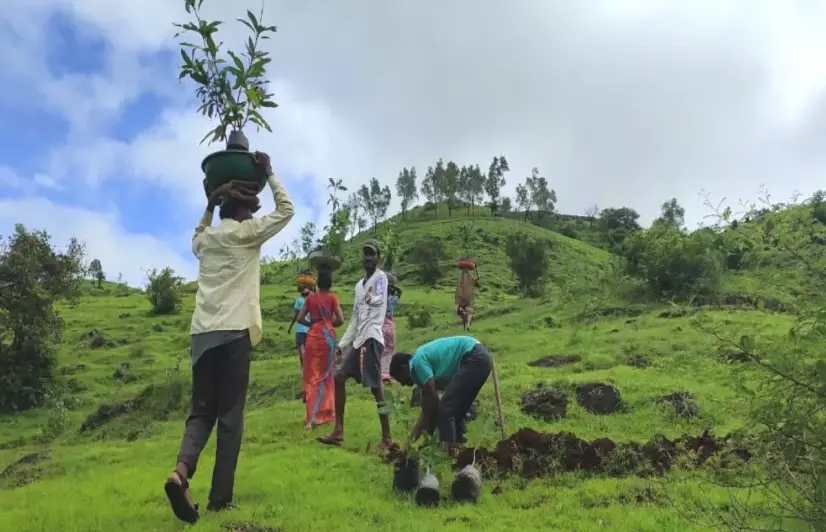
[491,357,507,441]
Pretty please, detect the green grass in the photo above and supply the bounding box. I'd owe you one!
[0,210,800,531]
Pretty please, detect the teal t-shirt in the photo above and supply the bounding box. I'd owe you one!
[409,336,478,390]
[294,296,309,334]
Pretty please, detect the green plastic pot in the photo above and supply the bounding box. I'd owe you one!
[309,250,342,272]
[201,150,268,192]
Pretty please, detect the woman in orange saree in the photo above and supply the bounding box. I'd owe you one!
[295,267,344,430]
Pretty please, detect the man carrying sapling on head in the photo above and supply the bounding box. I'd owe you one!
[389,335,492,450]
[163,152,295,525]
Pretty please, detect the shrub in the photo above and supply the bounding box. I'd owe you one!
[505,233,550,297]
[406,237,447,285]
[622,225,721,300]
[407,304,432,329]
[146,267,184,315]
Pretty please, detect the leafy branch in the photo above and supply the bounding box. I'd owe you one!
[174,0,278,145]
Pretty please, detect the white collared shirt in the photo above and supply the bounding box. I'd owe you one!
[189,174,295,346]
[339,270,388,351]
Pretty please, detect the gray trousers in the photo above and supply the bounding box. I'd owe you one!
[177,333,251,505]
[436,343,492,444]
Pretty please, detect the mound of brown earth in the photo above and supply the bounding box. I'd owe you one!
[454,428,749,480]
[520,387,568,421]
[528,355,581,368]
[576,383,622,414]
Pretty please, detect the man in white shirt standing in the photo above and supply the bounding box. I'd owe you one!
[318,239,392,449]
[164,152,294,525]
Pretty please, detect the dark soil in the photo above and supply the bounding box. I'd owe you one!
[520,387,568,421]
[86,329,113,349]
[0,451,51,489]
[658,310,689,319]
[113,362,131,381]
[528,355,581,368]
[221,522,281,532]
[657,392,700,419]
[726,351,753,363]
[454,428,749,480]
[627,355,650,368]
[80,381,185,434]
[575,383,622,414]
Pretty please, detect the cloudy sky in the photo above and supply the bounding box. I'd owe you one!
[1,0,826,285]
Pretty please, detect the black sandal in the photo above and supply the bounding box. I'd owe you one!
[164,471,199,524]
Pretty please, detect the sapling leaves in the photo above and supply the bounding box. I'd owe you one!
[174,0,278,145]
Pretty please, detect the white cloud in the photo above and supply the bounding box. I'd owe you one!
[0,197,195,285]
[4,0,826,285]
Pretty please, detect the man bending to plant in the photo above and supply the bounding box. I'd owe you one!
[318,239,392,449]
[389,335,492,448]
[164,152,295,524]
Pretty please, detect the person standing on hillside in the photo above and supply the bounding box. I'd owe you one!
[455,269,479,330]
[317,239,392,449]
[389,335,492,448]
[163,152,295,525]
[287,284,312,371]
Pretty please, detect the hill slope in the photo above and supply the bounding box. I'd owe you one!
[0,212,792,531]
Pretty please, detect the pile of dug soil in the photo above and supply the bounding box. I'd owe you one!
[520,387,568,421]
[454,428,749,480]
[576,383,622,414]
[657,392,700,419]
[528,355,581,368]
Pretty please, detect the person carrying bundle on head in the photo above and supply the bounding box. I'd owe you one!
[455,268,479,331]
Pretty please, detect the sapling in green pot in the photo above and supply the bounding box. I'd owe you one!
[174,0,278,192]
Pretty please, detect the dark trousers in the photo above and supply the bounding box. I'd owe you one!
[177,334,251,505]
[436,343,492,444]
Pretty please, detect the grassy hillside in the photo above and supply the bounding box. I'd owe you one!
[0,209,804,531]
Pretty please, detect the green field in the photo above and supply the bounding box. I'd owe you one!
[0,206,809,532]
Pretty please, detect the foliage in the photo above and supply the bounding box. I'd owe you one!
[380,221,399,271]
[344,192,367,238]
[88,259,105,287]
[359,178,392,233]
[526,167,556,219]
[500,196,513,213]
[0,225,85,414]
[505,233,550,297]
[686,199,826,530]
[319,209,350,260]
[406,237,447,285]
[458,164,485,215]
[457,224,474,258]
[299,222,317,257]
[396,167,418,219]
[174,0,278,144]
[145,267,184,315]
[623,224,722,300]
[485,155,510,215]
[406,304,433,329]
[597,207,641,250]
[654,198,685,230]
